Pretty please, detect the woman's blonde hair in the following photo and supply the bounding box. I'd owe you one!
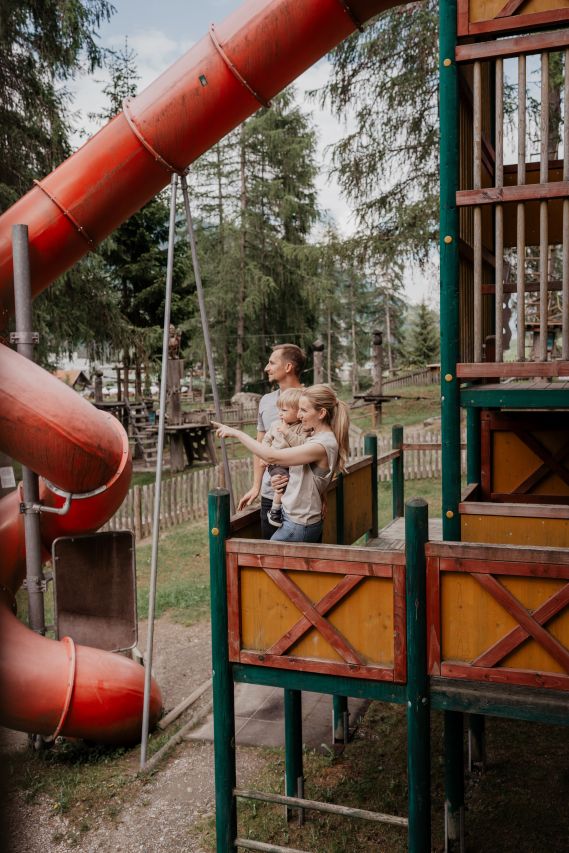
[277,387,303,410]
[301,384,350,472]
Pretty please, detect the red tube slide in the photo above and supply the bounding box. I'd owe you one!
[0,0,403,743]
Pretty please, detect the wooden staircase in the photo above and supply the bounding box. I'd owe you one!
[125,400,158,468]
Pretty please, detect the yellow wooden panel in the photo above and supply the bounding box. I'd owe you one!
[441,573,569,673]
[462,514,569,547]
[343,466,372,545]
[239,568,394,666]
[492,431,569,496]
[470,0,569,24]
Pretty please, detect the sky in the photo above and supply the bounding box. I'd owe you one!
[68,0,436,305]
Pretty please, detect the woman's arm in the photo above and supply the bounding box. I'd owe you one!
[212,422,327,468]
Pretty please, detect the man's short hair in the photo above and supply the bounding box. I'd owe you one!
[272,343,306,377]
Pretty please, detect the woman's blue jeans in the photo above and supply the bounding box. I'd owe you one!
[270,510,323,542]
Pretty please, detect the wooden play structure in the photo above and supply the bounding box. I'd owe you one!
[205,0,569,850]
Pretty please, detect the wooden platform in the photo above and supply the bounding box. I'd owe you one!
[368,517,443,551]
[461,380,569,409]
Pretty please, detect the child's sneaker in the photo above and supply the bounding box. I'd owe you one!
[267,506,283,527]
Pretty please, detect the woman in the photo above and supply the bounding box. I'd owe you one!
[213,384,350,542]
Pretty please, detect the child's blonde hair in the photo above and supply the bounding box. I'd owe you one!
[277,387,303,410]
[300,384,350,472]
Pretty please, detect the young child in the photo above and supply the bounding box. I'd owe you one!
[262,387,306,527]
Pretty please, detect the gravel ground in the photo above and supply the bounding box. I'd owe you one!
[1,617,265,853]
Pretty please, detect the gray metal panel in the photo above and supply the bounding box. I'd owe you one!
[52,530,137,652]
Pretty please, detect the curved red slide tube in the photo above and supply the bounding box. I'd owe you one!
[0,0,403,743]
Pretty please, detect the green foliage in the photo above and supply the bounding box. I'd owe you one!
[316,0,439,264]
[0,0,114,211]
[403,300,439,366]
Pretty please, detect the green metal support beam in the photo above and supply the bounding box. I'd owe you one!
[209,489,237,853]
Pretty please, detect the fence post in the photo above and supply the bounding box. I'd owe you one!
[392,424,404,519]
[364,433,378,539]
[405,497,431,853]
[208,489,236,852]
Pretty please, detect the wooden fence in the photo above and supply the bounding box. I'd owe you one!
[104,426,465,535]
[382,365,440,389]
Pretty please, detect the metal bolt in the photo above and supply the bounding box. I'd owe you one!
[443,58,452,67]
[211,527,219,536]
[446,510,454,519]
[445,373,453,382]
[444,235,453,244]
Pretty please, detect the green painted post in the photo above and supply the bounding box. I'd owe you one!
[444,711,465,850]
[392,425,404,519]
[405,498,431,853]
[364,433,379,539]
[208,489,236,852]
[466,408,480,485]
[284,688,303,818]
[439,0,461,543]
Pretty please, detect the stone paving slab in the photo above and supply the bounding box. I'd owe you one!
[189,683,369,749]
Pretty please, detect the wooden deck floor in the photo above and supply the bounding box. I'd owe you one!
[367,517,443,551]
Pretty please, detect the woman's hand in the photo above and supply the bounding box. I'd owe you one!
[212,421,237,439]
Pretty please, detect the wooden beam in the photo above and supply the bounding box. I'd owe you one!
[456,181,569,207]
[425,540,569,564]
[459,499,569,518]
[495,0,527,19]
[457,0,569,47]
[456,361,569,378]
[482,280,563,294]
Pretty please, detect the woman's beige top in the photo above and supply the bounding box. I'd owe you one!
[281,430,338,525]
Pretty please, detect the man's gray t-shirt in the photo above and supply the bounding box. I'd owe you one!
[257,389,280,499]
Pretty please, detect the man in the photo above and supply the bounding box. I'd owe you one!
[237,343,306,539]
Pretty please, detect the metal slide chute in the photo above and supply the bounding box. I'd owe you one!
[0,0,402,742]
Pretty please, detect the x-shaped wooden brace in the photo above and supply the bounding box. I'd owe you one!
[263,568,365,665]
[472,573,569,672]
[509,430,569,495]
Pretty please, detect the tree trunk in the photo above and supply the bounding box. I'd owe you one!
[327,309,332,383]
[385,298,394,372]
[234,127,247,395]
[350,279,358,396]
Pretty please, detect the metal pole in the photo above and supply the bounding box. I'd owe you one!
[11,224,45,636]
[405,498,431,853]
[180,174,235,514]
[140,173,178,769]
[209,488,237,852]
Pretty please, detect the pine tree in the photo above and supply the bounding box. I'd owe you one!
[314,0,439,264]
[404,301,439,366]
[0,0,113,211]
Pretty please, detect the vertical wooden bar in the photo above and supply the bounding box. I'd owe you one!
[336,471,345,546]
[284,688,303,821]
[208,489,237,852]
[444,711,465,851]
[364,433,379,539]
[440,0,461,540]
[392,425,404,519]
[561,49,569,361]
[405,498,431,853]
[540,52,549,362]
[468,714,486,772]
[473,60,483,363]
[495,58,504,362]
[517,54,527,362]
